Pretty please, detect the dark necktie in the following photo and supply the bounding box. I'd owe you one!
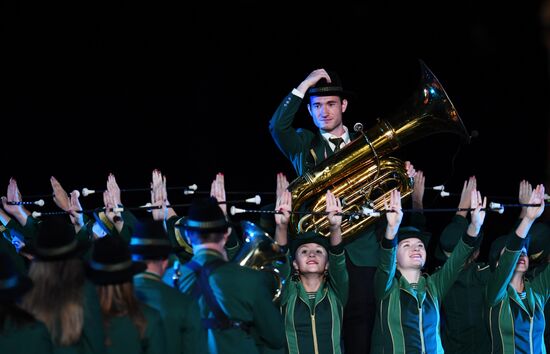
[329,137,344,153]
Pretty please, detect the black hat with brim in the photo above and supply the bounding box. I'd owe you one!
[175,197,230,233]
[129,220,175,261]
[290,231,330,259]
[305,71,355,100]
[526,222,550,263]
[86,236,146,285]
[24,216,89,261]
[489,234,530,271]
[397,226,431,248]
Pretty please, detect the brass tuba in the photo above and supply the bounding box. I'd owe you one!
[288,60,470,240]
[232,221,286,301]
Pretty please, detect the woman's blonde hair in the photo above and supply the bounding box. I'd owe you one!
[97,281,146,346]
[21,259,85,346]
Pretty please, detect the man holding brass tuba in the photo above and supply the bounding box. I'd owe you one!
[269,69,418,354]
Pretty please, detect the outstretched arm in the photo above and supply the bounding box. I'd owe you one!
[432,189,485,299]
[438,176,477,259]
[374,189,403,300]
[411,170,425,211]
[486,185,545,305]
[274,189,291,248]
[151,169,177,222]
[325,190,342,246]
[2,178,31,226]
[518,179,533,220]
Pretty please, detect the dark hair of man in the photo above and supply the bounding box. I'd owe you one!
[185,230,225,245]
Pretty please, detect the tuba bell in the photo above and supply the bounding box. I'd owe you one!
[288,60,470,240]
[232,221,286,301]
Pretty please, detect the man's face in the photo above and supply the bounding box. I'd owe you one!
[308,95,347,134]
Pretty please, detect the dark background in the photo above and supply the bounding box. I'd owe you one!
[3,2,550,261]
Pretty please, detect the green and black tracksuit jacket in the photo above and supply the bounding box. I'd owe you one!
[371,233,476,354]
[279,244,349,354]
[486,233,550,354]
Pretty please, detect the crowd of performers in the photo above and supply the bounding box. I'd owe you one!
[0,169,548,354]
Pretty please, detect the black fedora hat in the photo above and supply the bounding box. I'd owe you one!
[129,219,174,261]
[86,236,146,285]
[176,197,230,233]
[526,222,550,263]
[0,252,33,302]
[290,231,330,259]
[397,226,431,248]
[305,70,354,100]
[25,216,88,261]
[489,234,530,271]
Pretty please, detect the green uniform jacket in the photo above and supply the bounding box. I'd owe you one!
[269,92,383,267]
[485,233,550,354]
[49,280,106,354]
[530,263,550,352]
[0,317,53,354]
[162,215,242,287]
[178,249,285,354]
[371,233,476,354]
[438,215,492,354]
[104,303,166,354]
[30,279,105,354]
[279,245,348,354]
[134,272,206,354]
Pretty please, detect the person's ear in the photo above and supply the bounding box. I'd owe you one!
[341,98,348,112]
[223,228,231,243]
[307,103,313,117]
[161,258,170,272]
[292,259,299,271]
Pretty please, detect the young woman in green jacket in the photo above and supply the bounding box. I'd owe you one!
[371,188,484,354]
[274,188,348,354]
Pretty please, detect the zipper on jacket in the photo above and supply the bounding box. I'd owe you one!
[311,313,319,354]
[529,316,533,354]
[403,288,426,353]
[418,305,426,353]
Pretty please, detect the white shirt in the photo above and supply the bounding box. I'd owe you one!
[322,126,350,151]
